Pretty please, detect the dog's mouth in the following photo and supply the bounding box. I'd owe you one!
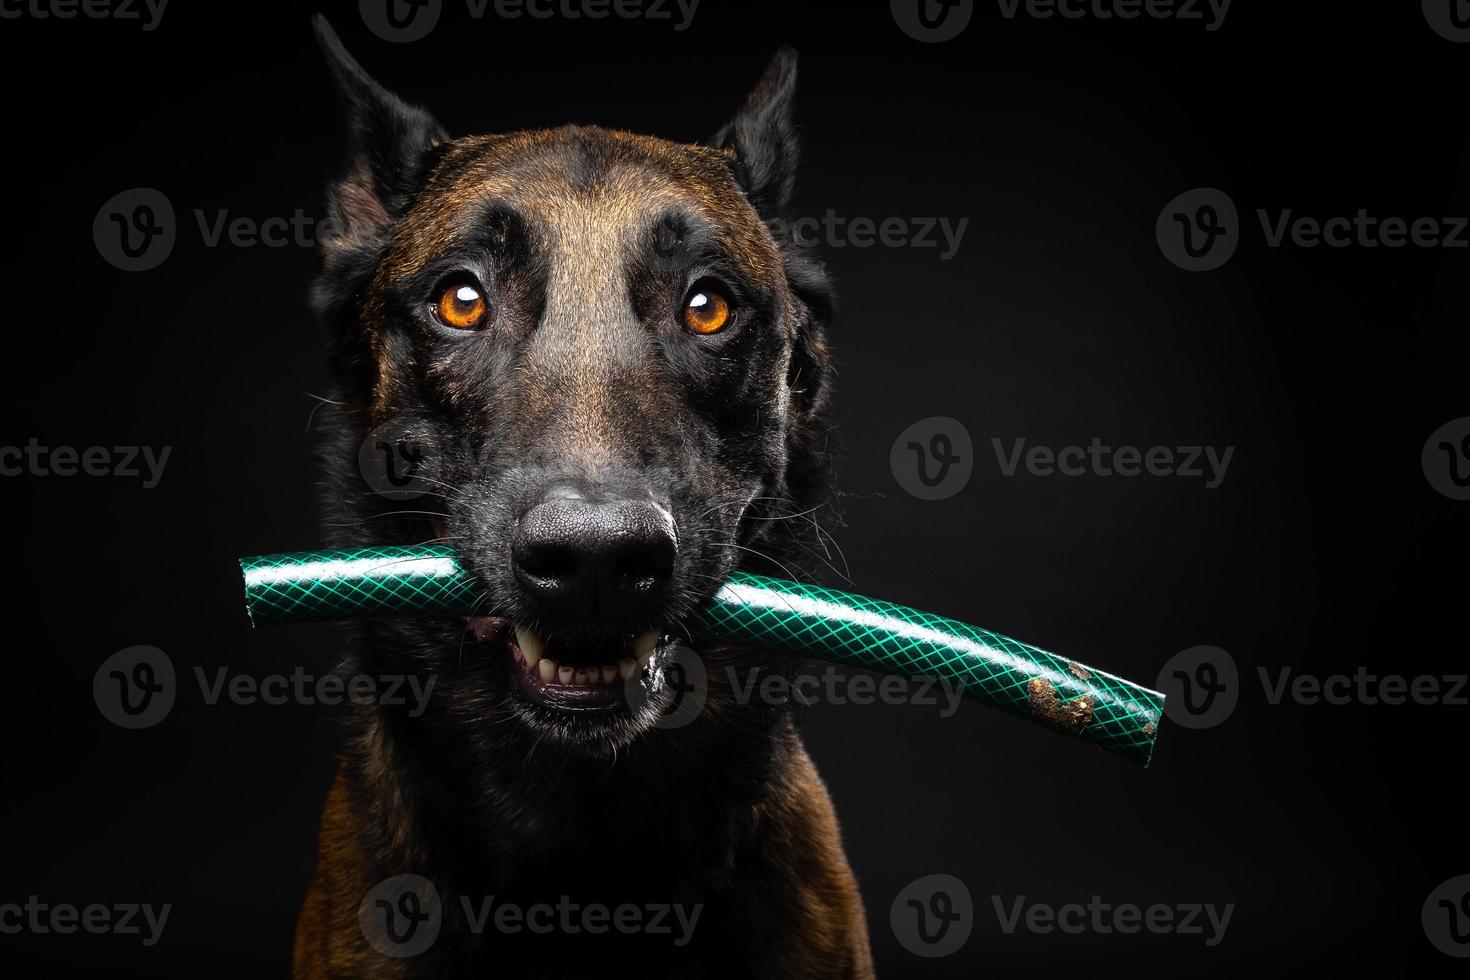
[439,519,687,726]
[466,613,680,715]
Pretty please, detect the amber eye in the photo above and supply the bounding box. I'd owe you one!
[431,281,489,331]
[681,282,733,335]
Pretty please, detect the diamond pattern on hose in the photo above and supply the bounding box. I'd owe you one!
[240,545,481,625]
[691,577,1164,767]
[238,547,1163,765]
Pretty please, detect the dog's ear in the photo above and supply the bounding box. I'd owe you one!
[713,48,800,218]
[714,49,832,426]
[312,15,446,257]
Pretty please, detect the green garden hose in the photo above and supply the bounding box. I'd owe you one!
[239,545,1163,766]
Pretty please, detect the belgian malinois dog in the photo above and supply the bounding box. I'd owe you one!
[294,16,873,978]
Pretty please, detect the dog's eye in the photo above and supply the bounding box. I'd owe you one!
[681,282,733,335]
[431,282,490,331]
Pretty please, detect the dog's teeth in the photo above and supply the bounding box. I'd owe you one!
[631,630,659,667]
[538,657,557,683]
[573,667,591,686]
[600,665,617,685]
[514,628,544,669]
[618,657,637,681]
[557,665,575,685]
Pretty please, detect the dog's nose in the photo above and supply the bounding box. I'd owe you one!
[512,496,677,621]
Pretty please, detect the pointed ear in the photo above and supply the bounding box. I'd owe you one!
[712,48,800,218]
[312,15,446,255]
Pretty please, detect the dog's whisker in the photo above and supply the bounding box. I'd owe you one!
[322,510,454,528]
[303,390,347,434]
[677,521,853,584]
[361,472,469,499]
[704,541,801,581]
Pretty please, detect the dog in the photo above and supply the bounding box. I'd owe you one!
[293,17,874,978]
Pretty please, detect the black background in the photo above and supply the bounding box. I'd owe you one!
[2,0,1467,975]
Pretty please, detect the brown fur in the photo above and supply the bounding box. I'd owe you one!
[295,727,874,978]
[295,21,871,977]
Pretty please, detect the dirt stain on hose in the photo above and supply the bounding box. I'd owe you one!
[1026,678,1095,735]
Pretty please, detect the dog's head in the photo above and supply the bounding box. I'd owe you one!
[312,18,835,756]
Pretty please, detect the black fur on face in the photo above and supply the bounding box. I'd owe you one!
[309,18,837,761]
